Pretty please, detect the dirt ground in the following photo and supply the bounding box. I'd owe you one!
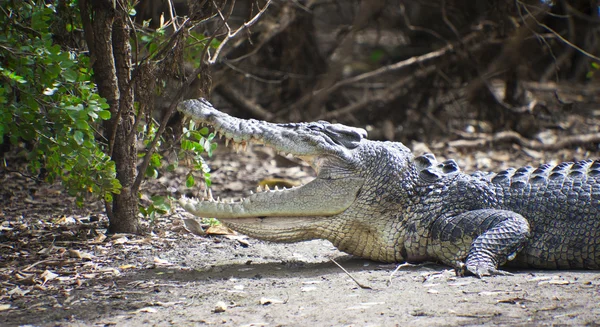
[2,131,600,326]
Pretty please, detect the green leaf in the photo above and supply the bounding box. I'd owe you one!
[369,49,385,63]
[186,174,195,187]
[63,68,78,82]
[98,110,111,120]
[74,130,84,145]
[76,119,89,130]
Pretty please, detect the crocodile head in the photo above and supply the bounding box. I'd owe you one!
[178,99,413,255]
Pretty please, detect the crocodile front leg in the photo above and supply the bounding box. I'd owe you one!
[427,209,531,277]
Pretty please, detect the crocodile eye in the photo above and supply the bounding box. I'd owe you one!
[322,124,366,149]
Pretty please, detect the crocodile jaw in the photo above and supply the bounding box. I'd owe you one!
[179,177,363,219]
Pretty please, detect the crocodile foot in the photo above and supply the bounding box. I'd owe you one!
[466,263,513,278]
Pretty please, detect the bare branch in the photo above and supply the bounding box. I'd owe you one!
[291,31,482,114]
[167,0,178,30]
[207,0,273,65]
[316,65,437,121]
[518,0,600,62]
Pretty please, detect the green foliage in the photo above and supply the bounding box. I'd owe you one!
[586,62,600,79]
[181,122,216,188]
[140,122,215,223]
[0,1,120,205]
[139,195,171,225]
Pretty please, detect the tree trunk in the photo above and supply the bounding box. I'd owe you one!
[81,0,140,233]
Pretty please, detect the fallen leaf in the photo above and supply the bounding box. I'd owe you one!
[56,216,77,225]
[68,249,94,260]
[206,225,234,235]
[301,286,317,292]
[90,233,107,244]
[213,301,227,313]
[15,272,36,285]
[259,297,284,305]
[8,286,30,296]
[119,264,136,270]
[153,257,172,266]
[0,304,11,311]
[100,267,121,276]
[38,246,55,255]
[547,279,570,285]
[136,307,158,313]
[41,270,58,284]
[527,276,552,282]
[182,218,205,236]
[112,236,129,245]
[224,234,249,246]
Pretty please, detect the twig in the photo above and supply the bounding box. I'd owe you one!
[167,0,178,30]
[387,262,417,286]
[517,0,600,61]
[208,0,273,65]
[225,2,298,64]
[539,1,574,82]
[330,258,372,290]
[399,3,447,44]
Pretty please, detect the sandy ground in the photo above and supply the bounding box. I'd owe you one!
[5,235,600,327]
[22,239,600,326]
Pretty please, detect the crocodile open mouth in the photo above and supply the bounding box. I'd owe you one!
[176,98,366,241]
[179,130,364,224]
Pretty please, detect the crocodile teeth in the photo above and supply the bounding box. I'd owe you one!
[208,189,214,201]
[274,185,279,191]
[225,139,230,147]
[203,189,208,200]
[256,185,263,192]
[265,184,270,191]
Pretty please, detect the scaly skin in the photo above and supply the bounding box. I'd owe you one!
[178,98,600,277]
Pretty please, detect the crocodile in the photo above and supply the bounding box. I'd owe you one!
[178,98,600,277]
